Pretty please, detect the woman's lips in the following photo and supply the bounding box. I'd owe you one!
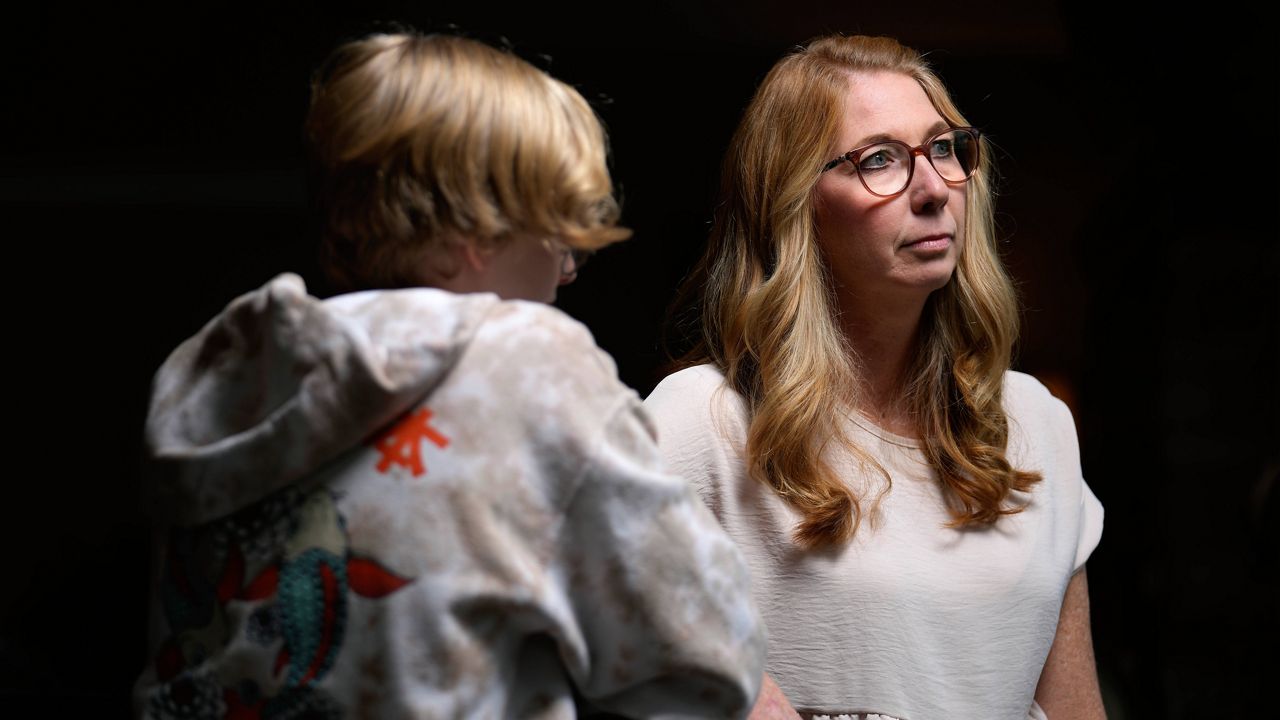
[901,234,951,252]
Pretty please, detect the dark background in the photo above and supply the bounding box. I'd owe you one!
[5,1,1276,716]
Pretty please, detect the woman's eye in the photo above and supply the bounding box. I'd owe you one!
[859,150,893,172]
[930,139,954,158]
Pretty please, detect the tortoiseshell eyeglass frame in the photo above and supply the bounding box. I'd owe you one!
[820,126,982,198]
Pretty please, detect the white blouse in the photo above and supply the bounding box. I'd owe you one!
[645,365,1103,720]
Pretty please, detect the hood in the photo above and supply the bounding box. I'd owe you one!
[145,273,499,526]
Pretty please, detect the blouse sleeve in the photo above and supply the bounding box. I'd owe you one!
[1044,390,1105,573]
[1075,477,1104,572]
[556,394,766,718]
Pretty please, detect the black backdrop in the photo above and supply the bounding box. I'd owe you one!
[5,1,1277,716]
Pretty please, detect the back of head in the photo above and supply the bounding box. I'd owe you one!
[307,33,630,292]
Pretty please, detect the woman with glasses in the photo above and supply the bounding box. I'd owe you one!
[134,32,765,719]
[646,35,1105,719]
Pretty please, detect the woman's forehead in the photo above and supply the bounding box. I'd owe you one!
[836,72,947,147]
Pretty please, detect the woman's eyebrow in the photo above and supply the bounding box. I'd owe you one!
[922,120,951,141]
[850,131,897,148]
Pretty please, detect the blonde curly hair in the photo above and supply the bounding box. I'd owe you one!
[674,35,1039,547]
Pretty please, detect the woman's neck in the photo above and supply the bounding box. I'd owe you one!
[837,291,927,437]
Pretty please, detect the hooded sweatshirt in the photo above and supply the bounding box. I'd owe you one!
[135,274,765,719]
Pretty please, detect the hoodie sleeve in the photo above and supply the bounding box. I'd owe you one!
[554,393,766,719]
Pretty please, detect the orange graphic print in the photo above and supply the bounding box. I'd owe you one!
[372,407,449,476]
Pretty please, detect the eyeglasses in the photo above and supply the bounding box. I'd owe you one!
[820,127,981,198]
[561,247,590,279]
[546,241,591,280]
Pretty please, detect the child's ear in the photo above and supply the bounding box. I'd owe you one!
[459,243,493,273]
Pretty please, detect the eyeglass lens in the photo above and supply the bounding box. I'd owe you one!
[856,130,978,196]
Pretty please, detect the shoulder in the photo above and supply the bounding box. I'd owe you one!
[336,288,640,468]
[644,365,750,511]
[649,363,728,398]
[645,364,748,443]
[1002,370,1062,413]
[457,302,643,463]
[432,297,621,401]
[1003,370,1077,447]
[326,287,631,422]
[646,364,741,418]
[471,299,621,383]
[327,287,616,381]
[1002,371,1089,501]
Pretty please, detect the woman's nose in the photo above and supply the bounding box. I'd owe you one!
[908,155,950,213]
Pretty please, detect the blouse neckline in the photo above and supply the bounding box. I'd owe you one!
[847,411,922,450]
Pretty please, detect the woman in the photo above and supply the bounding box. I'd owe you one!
[646,35,1104,719]
[134,32,765,718]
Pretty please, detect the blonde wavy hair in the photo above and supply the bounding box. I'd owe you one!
[672,35,1040,548]
[306,32,630,291]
